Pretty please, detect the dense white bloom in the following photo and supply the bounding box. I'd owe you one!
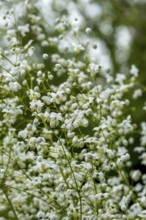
[8,81,22,92]
[0,1,145,220]
[17,24,29,36]
[30,100,44,111]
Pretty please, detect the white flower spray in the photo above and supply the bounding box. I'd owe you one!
[0,1,146,220]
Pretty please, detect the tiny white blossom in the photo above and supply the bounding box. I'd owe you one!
[130,64,139,77]
[133,89,142,99]
[43,53,49,60]
[9,82,22,92]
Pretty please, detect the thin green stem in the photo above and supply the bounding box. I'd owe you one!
[2,186,19,220]
[1,53,16,66]
[60,167,69,188]
[5,184,54,208]
[41,120,82,219]
[56,136,83,220]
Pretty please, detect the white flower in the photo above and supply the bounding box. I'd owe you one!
[129,203,142,218]
[133,89,142,99]
[30,100,44,111]
[131,170,142,182]
[138,210,146,219]
[74,44,85,54]
[9,82,22,92]
[17,24,29,36]
[37,211,46,219]
[100,88,112,99]
[18,129,28,139]
[85,27,92,34]
[43,53,49,60]
[84,137,98,143]
[130,64,139,77]
[115,73,126,84]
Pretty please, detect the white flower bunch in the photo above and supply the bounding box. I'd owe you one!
[0,1,146,220]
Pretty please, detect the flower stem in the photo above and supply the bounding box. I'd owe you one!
[2,186,19,220]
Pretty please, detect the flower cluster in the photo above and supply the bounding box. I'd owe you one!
[0,1,146,220]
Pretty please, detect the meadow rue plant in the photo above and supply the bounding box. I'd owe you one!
[0,1,146,220]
